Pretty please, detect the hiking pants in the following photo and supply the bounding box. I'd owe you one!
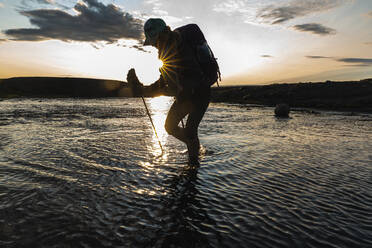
[164,86,211,143]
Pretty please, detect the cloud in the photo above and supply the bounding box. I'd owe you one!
[0,3,4,8]
[337,58,372,67]
[213,0,251,15]
[306,55,332,59]
[34,0,55,4]
[212,0,350,30]
[258,0,346,24]
[4,0,144,45]
[306,55,372,67]
[143,0,209,25]
[212,0,279,25]
[19,0,70,10]
[131,45,150,53]
[293,23,336,35]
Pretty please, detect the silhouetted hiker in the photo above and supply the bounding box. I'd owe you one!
[127,18,220,165]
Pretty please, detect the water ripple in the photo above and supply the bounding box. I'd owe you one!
[0,99,371,247]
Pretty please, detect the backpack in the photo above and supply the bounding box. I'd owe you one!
[174,24,221,86]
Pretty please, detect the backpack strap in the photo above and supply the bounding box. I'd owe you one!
[207,45,221,86]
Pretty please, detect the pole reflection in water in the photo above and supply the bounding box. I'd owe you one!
[145,96,173,159]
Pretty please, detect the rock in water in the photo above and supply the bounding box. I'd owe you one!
[275,103,290,118]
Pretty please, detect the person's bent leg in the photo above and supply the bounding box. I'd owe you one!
[164,99,192,143]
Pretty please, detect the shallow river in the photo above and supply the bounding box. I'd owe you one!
[0,97,371,248]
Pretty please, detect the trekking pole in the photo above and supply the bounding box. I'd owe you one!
[141,95,164,154]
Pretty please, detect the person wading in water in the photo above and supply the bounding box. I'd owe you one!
[127,18,220,165]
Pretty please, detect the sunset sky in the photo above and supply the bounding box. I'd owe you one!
[1,0,372,85]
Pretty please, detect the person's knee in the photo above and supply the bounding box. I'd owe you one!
[164,121,176,135]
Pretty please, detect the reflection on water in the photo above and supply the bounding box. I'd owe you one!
[146,96,171,158]
[0,97,372,248]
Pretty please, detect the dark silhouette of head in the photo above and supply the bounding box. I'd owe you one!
[143,18,170,48]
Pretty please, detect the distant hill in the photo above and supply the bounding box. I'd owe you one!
[0,77,132,98]
[211,79,372,112]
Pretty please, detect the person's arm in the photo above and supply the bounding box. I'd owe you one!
[143,75,166,96]
[127,68,166,97]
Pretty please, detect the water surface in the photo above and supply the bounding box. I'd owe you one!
[0,97,371,247]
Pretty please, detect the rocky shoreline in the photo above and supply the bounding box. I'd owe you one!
[211,79,372,113]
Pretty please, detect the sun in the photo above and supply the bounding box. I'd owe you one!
[156,58,164,72]
[158,41,181,84]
